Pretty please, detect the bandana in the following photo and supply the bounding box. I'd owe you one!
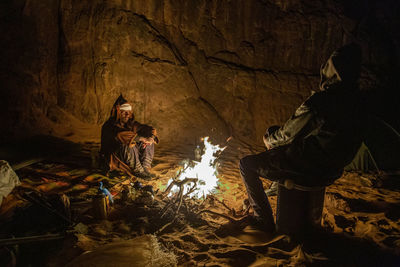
[120,103,132,111]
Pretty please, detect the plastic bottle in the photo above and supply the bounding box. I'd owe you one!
[194,145,202,161]
[92,182,113,219]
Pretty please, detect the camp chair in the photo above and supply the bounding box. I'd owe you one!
[275,171,342,238]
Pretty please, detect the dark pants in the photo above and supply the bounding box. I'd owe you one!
[119,142,154,173]
[239,149,286,224]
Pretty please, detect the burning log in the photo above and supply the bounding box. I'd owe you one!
[156,177,246,234]
[155,137,234,234]
[161,177,198,200]
[165,137,225,199]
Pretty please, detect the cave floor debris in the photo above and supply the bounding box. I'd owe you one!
[1,140,400,266]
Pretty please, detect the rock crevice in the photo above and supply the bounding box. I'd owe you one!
[0,0,399,143]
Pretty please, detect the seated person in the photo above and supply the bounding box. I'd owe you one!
[240,43,364,232]
[100,95,159,179]
[263,126,280,197]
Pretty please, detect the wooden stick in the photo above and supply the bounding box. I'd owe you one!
[0,233,64,246]
[155,220,175,235]
[157,177,200,233]
[196,209,240,222]
[160,177,198,217]
[162,177,198,198]
[161,178,178,198]
[174,186,184,217]
[183,181,197,198]
[11,158,44,171]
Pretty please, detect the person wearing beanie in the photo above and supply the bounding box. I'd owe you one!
[100,95,159,180]
[239,43,364,232]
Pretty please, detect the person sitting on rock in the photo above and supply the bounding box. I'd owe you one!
[100,95,159,179]
[240,43,364,232]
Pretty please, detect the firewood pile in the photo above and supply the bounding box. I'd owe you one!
[152,174,250,236]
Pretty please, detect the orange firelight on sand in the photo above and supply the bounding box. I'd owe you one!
[167,137,226,198]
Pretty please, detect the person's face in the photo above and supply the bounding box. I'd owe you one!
[321,58,338,79]
[120,110,132,123]
[319,57,337,90]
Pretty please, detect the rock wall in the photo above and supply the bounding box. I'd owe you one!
[1,0,399,144]
[0,0,59,138]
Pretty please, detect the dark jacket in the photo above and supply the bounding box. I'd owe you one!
[264,44,364,185]
[100,95,158,172]
[100,96,135,164]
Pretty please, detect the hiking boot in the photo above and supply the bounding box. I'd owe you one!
[245,215,276,233]
[144,170,156,178]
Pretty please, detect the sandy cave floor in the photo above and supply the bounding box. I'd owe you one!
[1,137,400,266]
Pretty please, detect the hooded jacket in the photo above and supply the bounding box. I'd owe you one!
[264,44,364,186]
[100,95,158,173]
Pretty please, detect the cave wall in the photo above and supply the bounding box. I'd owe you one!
[1,0,399,144]
[0,0,59,138]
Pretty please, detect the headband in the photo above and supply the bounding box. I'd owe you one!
[120,103,132,111]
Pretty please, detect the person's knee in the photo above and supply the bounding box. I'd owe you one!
[146,143,155,153]
[239,155,252,168]
[239,157,245,171]
[239,155,254,177]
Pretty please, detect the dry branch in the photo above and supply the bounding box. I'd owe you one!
[156,176,247,235]
[157,177,199,234]
[196,209,240,222]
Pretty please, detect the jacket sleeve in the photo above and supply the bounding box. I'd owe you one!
[264,102,320,149]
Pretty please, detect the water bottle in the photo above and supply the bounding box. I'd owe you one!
[92,182,113,219]
[194,145,202,161]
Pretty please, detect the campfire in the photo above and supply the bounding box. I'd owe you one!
[155,137,245,234]
[166,137,226,199]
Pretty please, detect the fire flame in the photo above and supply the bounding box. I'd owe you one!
[168,137,226,198]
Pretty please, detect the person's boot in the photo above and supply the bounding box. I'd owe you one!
[133,168,156,180]
[143,167,156,178]
[247,215,276,233]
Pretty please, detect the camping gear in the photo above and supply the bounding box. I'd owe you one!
[345,117,400,173]
[0,160,20,206]
[276,180,326,238]
[92,193,110,219]
[92,182,113,219]
[99,182,113,204]
[345,142,378,172]
[194,145,202,161]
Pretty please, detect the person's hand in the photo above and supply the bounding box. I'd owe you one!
[151,128,157,136]
[263,134,271,150]
[139,136,155,146]
[264,125,279,150]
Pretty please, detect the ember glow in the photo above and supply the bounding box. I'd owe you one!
[168,137,226,198]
